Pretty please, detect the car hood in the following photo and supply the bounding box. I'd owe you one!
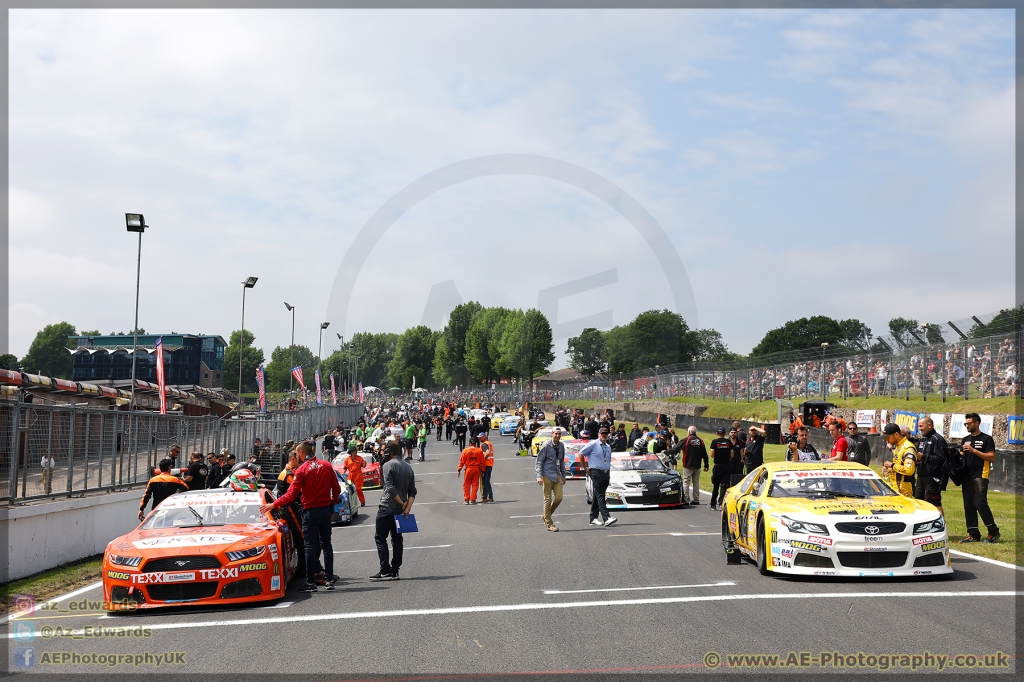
[610,470,677,486]
[766,495,931,517]
[116,524,277,556]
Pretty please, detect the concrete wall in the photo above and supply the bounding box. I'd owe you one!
[0,490,141,582]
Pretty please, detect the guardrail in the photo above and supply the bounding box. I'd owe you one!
[0,401,364,503]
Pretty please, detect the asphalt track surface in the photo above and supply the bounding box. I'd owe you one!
[3,434,1019,680]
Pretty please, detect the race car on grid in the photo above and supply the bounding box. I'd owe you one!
[498,416,521,436]
[102,488,298,610]
[720,461,952,578]
[562,438,591,479]
[585,453,684,508]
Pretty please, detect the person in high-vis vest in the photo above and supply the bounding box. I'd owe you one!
[343,444,366,506]
[479,433,495,502]
[457,437,486,504]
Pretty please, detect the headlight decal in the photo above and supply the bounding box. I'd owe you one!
[912,517,946,534]
[780,515,829,536]
[109,554,143,567]
[226,545,266,562]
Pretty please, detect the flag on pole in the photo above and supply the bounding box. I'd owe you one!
[155,336,167,414]
[358,382,364,402]
[255,365,267,413]
[411,375,416,391]
[291,366,305,390]
[329,373,337,405]
[315,369,323,406]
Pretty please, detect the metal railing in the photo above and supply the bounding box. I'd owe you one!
[0,402,364,503]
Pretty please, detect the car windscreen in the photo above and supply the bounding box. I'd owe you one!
[142,503,265,529]
[611,456,668,472]
[767,471,897,499]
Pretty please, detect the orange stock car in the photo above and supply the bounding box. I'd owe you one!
[102,488,298,610]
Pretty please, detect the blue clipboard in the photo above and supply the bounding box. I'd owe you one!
[394,513,418,533]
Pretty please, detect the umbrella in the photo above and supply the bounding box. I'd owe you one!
[411,387,427,393]
[389,387,402,392]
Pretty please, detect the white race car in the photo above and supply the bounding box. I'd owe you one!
[586,453,684,508]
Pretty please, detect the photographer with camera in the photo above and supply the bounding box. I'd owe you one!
[915,417,948,514]
[786,426,821,461]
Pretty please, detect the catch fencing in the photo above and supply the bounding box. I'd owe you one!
[0,402,364,503]
[485,327,1023,406]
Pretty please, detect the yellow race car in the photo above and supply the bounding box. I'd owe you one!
[720,461,951,578]
[529,426,560,456]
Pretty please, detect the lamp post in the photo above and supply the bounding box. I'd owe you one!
[317,322,330,371]
[820,342,829,398]
[239,277,258,409]
[336,333,344,397]
[284,302,295,393]
[125,213,148,413]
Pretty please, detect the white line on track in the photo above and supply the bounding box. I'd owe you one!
[510,512,590,518]
[12,590,1016,637]
[949,550,1024,572]
[608,532,718,537]
[493,482,524,486]
[334,545,452,554]
[544,581,735,595]
[415,501,459,505]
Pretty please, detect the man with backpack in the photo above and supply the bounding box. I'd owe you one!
[915,417,948,514]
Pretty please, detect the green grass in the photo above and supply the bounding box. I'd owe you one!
[665,395,1022,421]
[0,555,103,615]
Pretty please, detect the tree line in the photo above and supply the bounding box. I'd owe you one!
[11,303,1023,387]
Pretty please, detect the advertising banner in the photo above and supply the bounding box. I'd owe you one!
[893,410,919,434]
[154,337,167,415]
[255,365,267,413]
[855,410,875,428]
[950,414,994,438]
[315,369,323,406]
[1007,416,1024,444]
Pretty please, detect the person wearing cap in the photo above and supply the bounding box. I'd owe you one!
[881,423,917,497]
[580,427,617,527]
[343,443,367,506]
[535,427,567,531]
[708,427,735,511]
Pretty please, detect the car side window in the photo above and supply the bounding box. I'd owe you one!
[750,470,769,497]
[736,469,759,495]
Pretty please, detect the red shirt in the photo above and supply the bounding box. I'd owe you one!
[830,436,849,461]
[273,457,341,510]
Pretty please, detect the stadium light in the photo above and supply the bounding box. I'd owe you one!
[284,302,296,392]
[238,277,258,406]
[125,213,149,413]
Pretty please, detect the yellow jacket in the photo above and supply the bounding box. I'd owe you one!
[889,437,917,496]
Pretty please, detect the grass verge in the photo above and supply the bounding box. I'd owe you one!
[0,555,103,615]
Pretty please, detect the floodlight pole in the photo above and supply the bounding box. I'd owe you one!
[125,213,148,414]
[239,277,258,409]
[284,303,295,393]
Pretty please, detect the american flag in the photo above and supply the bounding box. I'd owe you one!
[255,365,267,413]
[315,369,323,406]
[155,337,167,414]
[329,373,337,405]
[291,366,305,390]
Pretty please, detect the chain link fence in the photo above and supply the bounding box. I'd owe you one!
[0,403,364,503]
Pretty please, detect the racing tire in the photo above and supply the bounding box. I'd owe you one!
[755,516,770,576]
[723,515,742,565]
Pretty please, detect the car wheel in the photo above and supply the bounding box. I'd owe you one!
[756,516,770,576]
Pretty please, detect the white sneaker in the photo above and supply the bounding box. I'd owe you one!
[604,517,618,527]
[590,519,603,526]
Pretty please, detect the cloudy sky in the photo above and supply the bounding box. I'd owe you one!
[9,8,1015,367]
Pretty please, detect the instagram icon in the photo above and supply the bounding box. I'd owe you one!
[10,594,35,616]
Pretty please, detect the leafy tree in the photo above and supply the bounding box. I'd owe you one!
[386,326,438,389]
[566,327,607,376]
[605,310,696,374]
[972,305,1024,337]
[223,330,265,393]
[688,328,738,363]
[465,307,512,381]
[21,322,77,378]
[80,329,100,337]
[432,301,483,387]
[0,354,21,372]
[265,344,318,392]
[888,317,923,346]
[922,323,945,344]
[837,319,870,350]
[349,332,398,388]
[499,309,555,381]
[750,316,844,357]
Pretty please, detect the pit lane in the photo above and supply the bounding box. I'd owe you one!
[5,434,1017,677]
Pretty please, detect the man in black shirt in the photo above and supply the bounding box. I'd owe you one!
[628,423,642,448]
[184,452,209,491]
[731,421,747,446]
[454,418,468,450]
[960,413,999,543]
[585,415,600,439]
[205,452,222,489]
[709,428,735,511]
[728,428,745,487]
[915,417,948,514]
[611,424,628,452]
[743,426,766,475]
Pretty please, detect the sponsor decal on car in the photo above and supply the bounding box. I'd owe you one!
[912,535,934,545]
[864,536,885,542]
[806,535,833,546]
[769,513,781,519]
[863,547,889,552]
[198,568,240,580]
[132,535,246,549]
[920,541,946,552]
[771,545,782,556]
[858,571,896,577]
[239,562,268,573]
[780,548,794,558]
[913,570,932,575]
[813,570,836,575]
[855,516,883,520]
[789,540,823,552]
[273,562,279,575]
[107,571,131,581]
[271,575,281,590]
[774,559,792,568]
[132,572,196,584]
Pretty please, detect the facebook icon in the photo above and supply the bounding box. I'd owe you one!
[12,646,35,668]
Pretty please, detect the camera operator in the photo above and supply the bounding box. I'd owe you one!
[786,426,821,461]
[915,417,948,514]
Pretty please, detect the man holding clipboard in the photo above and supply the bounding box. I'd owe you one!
[370,443,417,582]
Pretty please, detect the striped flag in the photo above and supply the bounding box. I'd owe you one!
[358,382,364,403]
[315,369,323,406]
[155,337,167,414]
[291,366,305,390]
[255,365,267,413]
[329,373,337,405]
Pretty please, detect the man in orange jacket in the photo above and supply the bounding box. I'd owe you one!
[457,436,486,504]
[343,443,366,506]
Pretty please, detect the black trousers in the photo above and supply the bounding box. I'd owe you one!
[711,465,731,505]
[301,506,333,584]
[589,469,611,521]
[374,506,403,573]
[962,476,998,538]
